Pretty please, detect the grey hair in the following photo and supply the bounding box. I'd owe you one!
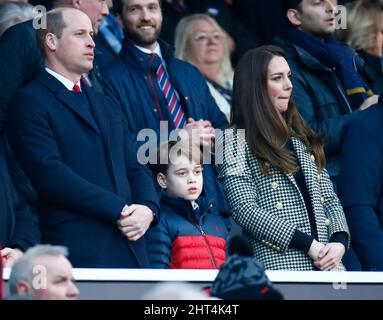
[8,245,68,295]
[174,13,233,90]
[0,2,37,37]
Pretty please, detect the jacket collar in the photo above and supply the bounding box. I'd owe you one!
[120,38,175,72]
[274,35,333,72]
[35,70,101,135]
[160,191,214,220]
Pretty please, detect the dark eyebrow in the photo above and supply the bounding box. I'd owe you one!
[270,72,283,76]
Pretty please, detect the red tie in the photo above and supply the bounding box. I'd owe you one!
[73,84,81,92]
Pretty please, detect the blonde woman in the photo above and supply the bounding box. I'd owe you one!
[175,14,234,121]
[337,0,383,93]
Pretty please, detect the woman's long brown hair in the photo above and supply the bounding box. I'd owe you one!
[231,46,325,175]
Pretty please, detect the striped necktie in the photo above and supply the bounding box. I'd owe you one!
[152,53,186,129]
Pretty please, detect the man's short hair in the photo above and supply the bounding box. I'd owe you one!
[282,0,303,15]
[150,140,203,176]
[112,0,162,16]
[8,245,68,295]
[36,8,67,56]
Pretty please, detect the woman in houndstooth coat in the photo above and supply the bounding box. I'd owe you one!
[217,46,350,271]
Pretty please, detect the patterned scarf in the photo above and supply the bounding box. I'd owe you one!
[283,27,373,110]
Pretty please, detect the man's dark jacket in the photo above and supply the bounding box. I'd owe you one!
[7,71,159,268]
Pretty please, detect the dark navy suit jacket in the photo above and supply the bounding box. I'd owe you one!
[338,99,383,271]
[6,71,159,268]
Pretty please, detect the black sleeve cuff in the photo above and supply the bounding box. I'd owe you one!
[289,230,315,253]
[330,232,348,250]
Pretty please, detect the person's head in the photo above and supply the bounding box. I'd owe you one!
[283,0,338,38]
[232,45,293,125]
[36,8,95,83]
[112,0,162,50]
[0,2,37,37]
[336,1,383,57]
[175,14,233,89]
[8,245,79,300]
[232,45,325,175]
[152,140,203,202]
[52,0,109,33]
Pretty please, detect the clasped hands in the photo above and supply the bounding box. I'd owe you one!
[178,117,215,148]
[308,240,345,271]
[117,204,154,241]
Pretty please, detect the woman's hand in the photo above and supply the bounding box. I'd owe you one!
[308,239,325,260]
[314,243,346,271]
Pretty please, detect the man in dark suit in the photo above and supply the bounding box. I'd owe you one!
[6,7,159,268]
[338,98,383,271]
[0,0,109,246]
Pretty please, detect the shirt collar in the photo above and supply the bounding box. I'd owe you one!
[45,67,81,91]
[134,42,162,59]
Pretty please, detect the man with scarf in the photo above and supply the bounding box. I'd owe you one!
[274,0,378,184]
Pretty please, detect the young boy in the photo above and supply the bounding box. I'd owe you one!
[146,140,228,269]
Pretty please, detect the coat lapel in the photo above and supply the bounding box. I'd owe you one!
[37,71,100,135]
[290,137,316,197]
[56,90,101,135]
[84,85,110,149]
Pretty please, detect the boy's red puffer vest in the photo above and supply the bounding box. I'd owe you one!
[146,194,228,269]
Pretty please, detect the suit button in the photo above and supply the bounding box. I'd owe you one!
[276,202,283,210]
[271,182,279,190]
[325,219,331,226]
[321,197,325,204]
[185,96,189,101]
[261,240,266,244]
[272,245,277,250]
[310,154,315,161]
[276,247,281,252]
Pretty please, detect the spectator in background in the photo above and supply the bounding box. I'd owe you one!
[160,0,258,65]
[218,46,350,271]
[94,3,125,70]
[274,0,378,183]
[0,2,37,37]
[146,140,228,269]
[175,14,233,121]
[103,0,232,221]
[337,0,383,94]
[8,245,79,300]
[338,96,383,271]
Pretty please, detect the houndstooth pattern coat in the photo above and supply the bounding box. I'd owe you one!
[217,128,350,271]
